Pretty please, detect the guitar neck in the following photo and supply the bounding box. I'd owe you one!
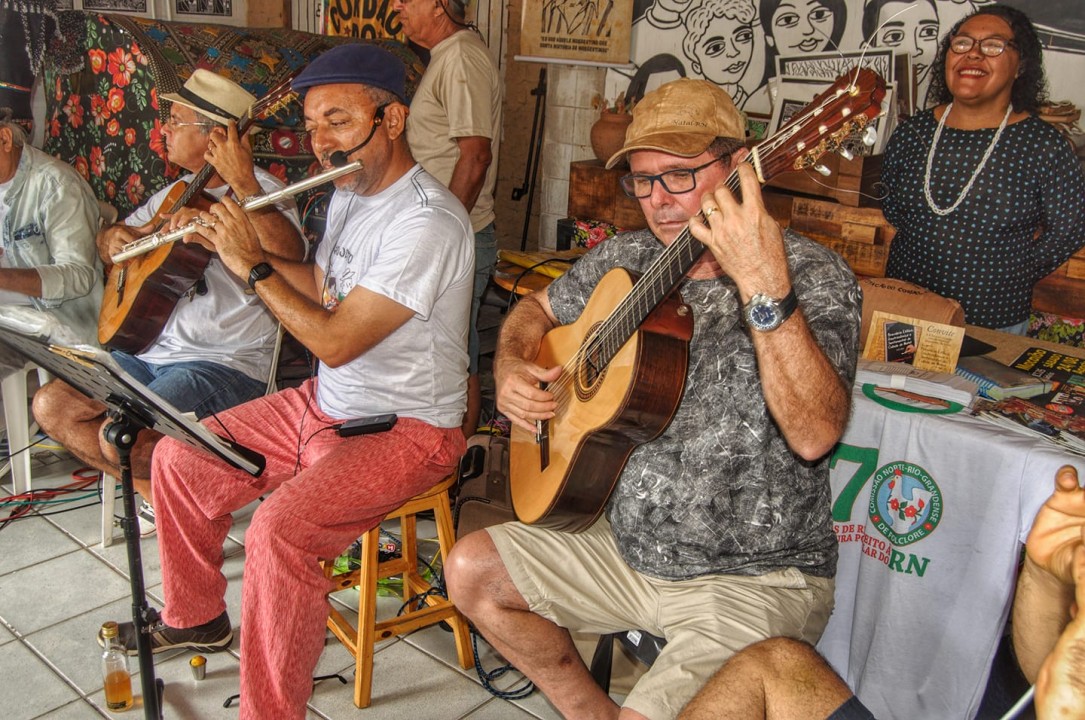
[164,109,261,214]
[592,164,749,369]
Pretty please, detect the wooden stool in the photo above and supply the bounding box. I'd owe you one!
[322,474,473,708]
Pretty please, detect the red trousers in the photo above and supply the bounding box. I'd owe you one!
[152,380,465,719]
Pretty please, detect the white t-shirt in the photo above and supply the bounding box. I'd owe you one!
[124,167,300,382]
[314,165,473,427]
[0,177,32,306]
[817,387,1070,720]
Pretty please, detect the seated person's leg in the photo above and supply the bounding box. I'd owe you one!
[100,354,267,505]
[624,569,835,720]
[135,357,267,420]
[447,518,661,720]
[33,378,120,474]
[678,638,863,720]
[237,415,463,718]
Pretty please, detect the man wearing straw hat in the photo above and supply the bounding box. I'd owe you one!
[34,68,305,533]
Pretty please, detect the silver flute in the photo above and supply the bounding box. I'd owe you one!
[110,160,361,263]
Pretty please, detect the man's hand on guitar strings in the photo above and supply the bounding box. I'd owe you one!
[688,163,793,302]
[494,357,560,435]
[204,121,261,200]
[97,223,143,265]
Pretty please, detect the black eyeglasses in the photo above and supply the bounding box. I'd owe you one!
[619,156,727,199]
[949,36,1016,57]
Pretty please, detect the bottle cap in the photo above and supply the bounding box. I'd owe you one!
[100,621,119,639]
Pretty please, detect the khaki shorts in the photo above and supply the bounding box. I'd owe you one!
[487,518,834,720]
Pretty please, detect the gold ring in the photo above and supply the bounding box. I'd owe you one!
[704,206,718,219]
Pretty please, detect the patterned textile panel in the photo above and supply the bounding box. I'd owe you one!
[42,10,422,220]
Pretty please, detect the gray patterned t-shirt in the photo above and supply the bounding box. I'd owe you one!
[547,228,861,580]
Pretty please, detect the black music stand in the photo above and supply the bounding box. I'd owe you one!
[0,308,264,720]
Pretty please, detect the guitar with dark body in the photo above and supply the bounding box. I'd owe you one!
[510,68,888,533]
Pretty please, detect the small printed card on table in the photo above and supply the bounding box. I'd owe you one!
[862,311,965,373]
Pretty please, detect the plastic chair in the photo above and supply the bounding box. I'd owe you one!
[1,361,51,495]
[321,474,473,708]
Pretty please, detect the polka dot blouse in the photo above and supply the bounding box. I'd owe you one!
[882,111,1085,328]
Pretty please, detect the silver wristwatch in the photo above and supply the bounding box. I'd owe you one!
[743,288,798,332]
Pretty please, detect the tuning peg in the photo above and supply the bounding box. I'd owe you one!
[838,147,854,161]
[862,126,878,146]
[813,164,832,176]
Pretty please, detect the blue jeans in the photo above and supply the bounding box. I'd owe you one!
[997,319,1030,336]
[469,223,498,374]
[110,351,266,419]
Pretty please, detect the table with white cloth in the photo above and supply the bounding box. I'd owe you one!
[816,334,1085,720]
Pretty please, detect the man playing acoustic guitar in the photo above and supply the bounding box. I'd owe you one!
[447,77,863,720]
[33,69,304,533]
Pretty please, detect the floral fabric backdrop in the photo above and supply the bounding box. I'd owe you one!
[42,10,423,221]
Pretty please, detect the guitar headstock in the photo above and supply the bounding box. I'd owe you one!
[751,67,888,183]
[240,76,299,130]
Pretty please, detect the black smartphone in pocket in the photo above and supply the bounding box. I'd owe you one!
[337,413,398,437]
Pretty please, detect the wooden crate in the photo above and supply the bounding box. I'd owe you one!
[567,160,648,230]
[1034,250,1085,318]
[764,191,892,277]
[764,153,884,208]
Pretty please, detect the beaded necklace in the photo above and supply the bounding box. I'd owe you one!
[923,102,1012,216]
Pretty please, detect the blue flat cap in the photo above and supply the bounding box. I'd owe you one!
[293,44,407,103]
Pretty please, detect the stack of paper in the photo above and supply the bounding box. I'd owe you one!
[855,359,978,406]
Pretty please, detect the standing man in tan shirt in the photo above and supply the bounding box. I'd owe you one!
[395,0,502,436]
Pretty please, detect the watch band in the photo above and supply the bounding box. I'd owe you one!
[775,288,799,324]
[247,262,274,291]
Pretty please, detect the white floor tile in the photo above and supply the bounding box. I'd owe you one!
[0,512,83,577]
[0,640,81,720]
[0,551,131,636]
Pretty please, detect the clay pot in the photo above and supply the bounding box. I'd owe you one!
[590,111,634,167]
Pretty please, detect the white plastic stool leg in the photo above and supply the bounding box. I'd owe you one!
[1,363,34,495]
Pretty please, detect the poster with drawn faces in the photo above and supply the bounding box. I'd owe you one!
[604,0,1000,115]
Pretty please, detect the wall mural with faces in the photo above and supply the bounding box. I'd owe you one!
[605,0,1082,117]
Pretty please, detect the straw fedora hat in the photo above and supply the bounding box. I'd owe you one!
[161,69,257,125]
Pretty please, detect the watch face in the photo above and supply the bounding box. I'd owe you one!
[749,302,781,330]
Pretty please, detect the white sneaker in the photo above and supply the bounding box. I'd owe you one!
[137,501,156,537]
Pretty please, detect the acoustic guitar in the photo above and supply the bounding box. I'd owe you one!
[98,76,297,354]
[510,68,888,533]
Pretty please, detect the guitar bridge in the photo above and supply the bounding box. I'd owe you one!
[538,380,550,470]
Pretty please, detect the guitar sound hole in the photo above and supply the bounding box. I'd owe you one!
[575,323,607,402]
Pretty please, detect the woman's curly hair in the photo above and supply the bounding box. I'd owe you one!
[925,4,1048,114]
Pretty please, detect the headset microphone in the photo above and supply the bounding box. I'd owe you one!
[329,104,389,168]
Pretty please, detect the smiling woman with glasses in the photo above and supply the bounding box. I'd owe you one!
[880,4,1085,335]
[948,35,1017,57]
